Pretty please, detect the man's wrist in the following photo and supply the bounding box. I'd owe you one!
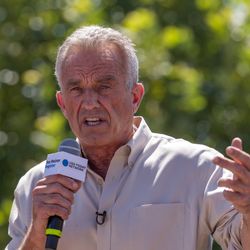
[242,214,250,228]
[241,214,250,250]
[19,223,46,250]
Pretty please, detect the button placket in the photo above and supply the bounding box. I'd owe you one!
[96,152,129,250]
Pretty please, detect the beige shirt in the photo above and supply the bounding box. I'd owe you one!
[6,117,242,250]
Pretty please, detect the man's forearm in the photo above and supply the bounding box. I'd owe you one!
[19,224,46,250]
[241,216,250,250]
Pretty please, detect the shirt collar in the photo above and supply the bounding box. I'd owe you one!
[78,116,152,169]
[126,116,152,168]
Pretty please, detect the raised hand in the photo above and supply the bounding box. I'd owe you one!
[213,137,250,249]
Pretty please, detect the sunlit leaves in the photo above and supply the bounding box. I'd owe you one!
[195,0,221,11]
[35,111,65,135]
[0,199,12,244]
[63,0,93,23]
[230,3,248,29]
[70,0,93,13]
[151,81,167,101]
[168,64,206,112]
[22,69,42,85]
[161,26,194,48]
[0,199,12,225]
[123,8,157,32]
[30,130,59,150]
[206,8,231,36]
[31,111,66,150]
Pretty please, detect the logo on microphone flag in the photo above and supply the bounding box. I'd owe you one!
[62,159,69,167]
[44,152,88,182]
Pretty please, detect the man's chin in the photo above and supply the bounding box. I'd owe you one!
[79,135,111,148]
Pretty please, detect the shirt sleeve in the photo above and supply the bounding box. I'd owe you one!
[199,164,242,250]
[5,186,29,250]
[5,163,44,250]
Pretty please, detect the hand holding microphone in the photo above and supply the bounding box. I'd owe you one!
[27,139,87,250]
[30,173,81,247]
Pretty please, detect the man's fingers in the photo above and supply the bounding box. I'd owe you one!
[231,137,243,150]
[40,193,73,209]
[213,156,249,182]
[37,174,81,192]
[226,146,250,171]
[215,138,250,218]
[33,202,71,221]
[33,183,75,203]
[218,178,250,195]
[222,190,250,215]
[32,174,82,223]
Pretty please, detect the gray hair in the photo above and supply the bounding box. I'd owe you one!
[55,25,139,89]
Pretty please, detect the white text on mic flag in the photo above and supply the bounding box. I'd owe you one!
[44,151,88,182]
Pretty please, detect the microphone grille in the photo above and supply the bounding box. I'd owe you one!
[58,139,81,156]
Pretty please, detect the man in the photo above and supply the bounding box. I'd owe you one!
[6,26,250,250]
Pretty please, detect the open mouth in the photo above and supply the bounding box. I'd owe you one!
[85,117,103,126]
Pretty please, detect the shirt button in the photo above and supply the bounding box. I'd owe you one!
[97,178,103,185]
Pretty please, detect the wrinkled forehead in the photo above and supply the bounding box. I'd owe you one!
[61,43,127,72]
[59,43,128,85]
[64,43,127,69]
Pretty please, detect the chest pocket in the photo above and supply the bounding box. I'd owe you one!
[129,203,185,250]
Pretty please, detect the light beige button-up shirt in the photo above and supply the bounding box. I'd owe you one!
[6,117,242,250]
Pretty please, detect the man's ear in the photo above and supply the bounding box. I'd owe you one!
[131,82,144,114]
[56,91,68,119]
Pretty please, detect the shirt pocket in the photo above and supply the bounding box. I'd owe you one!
[129,203,185,250]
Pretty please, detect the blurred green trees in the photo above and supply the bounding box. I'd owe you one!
[1,0,250,249]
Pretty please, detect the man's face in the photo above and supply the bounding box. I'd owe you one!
[56,45,144,150]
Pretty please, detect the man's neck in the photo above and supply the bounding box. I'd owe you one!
[83,145,119,179]
[80,120,139,179]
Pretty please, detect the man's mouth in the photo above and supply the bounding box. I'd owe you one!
[85,118,103,126]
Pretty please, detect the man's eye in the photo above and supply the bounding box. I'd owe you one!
[100,84,111,90]
[70,87,81,92]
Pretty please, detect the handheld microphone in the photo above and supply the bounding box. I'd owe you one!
[45,139,81,250]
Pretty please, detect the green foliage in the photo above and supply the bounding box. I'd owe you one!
[1,0,250,249]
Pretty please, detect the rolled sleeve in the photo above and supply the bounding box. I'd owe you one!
[200,166,242,249]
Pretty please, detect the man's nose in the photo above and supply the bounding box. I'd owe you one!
[81,89,100,110]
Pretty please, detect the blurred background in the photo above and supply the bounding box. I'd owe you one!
[1,0,250,249]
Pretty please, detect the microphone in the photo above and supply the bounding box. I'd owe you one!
[45,139,81,250]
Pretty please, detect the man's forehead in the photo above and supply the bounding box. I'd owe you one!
[62,48,123,73]
[62,45,125,69]
[64,73,117,84]
[65,43,124,61]
[60,60,124,87]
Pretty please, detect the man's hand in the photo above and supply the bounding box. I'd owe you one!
[19,174,81,250]
[213,137,250,249]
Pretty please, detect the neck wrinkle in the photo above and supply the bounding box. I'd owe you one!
[80,124,136,179]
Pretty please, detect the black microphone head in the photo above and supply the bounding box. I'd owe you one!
[58,139,81,156]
